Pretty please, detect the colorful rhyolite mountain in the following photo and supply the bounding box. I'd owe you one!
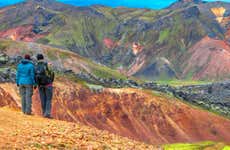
[0,0,229,81]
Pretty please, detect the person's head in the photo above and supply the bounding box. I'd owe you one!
[24,54,31,60]
[36,54,44,60]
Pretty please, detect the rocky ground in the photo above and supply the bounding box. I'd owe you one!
[1,107,229,150]
[0,107,158,149]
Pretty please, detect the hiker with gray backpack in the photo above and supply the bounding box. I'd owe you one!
[35,54,55,118]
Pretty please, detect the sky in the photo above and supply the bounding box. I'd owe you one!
[0,0,229,9]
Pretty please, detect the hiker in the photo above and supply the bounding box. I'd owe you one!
[35,54,55,118]
[16,54,36,115]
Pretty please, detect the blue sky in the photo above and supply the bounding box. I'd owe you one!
[0,0,230,9]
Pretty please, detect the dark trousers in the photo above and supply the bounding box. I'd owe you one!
[19,85,33,114]
[38,86,53,117]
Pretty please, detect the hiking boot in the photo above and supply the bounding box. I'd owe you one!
[44,115,53,119]
[25,112,33,115]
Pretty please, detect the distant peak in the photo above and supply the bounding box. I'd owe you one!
[26,0,55,3]
[25,0,58,6]
[168,0,203,9]
[178,0,202,3]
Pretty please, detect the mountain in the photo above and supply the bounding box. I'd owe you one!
[0,0,229,81]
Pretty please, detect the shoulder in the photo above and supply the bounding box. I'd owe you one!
[28,62,35,67]
[17,63,22,69]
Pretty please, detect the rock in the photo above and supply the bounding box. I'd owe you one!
[0,68,16,83]
[0,53,9,64]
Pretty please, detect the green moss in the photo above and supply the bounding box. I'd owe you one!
[0,23,7,31]
[156,80,210,87]
[0,41,12,52]
[91,65,126,79]
[46,49,58,60]
[164,141,217,150]
[223,146,230,150]
[37,38,50,44]
[59,51,70,59]
[158,28,170,44]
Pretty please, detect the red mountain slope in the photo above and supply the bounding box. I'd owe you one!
[0,25,47,42]
[183,36,230,80]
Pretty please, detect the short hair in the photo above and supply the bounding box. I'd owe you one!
[37,54,44,60]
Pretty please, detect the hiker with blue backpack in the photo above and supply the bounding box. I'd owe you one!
[35,54,55,118]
